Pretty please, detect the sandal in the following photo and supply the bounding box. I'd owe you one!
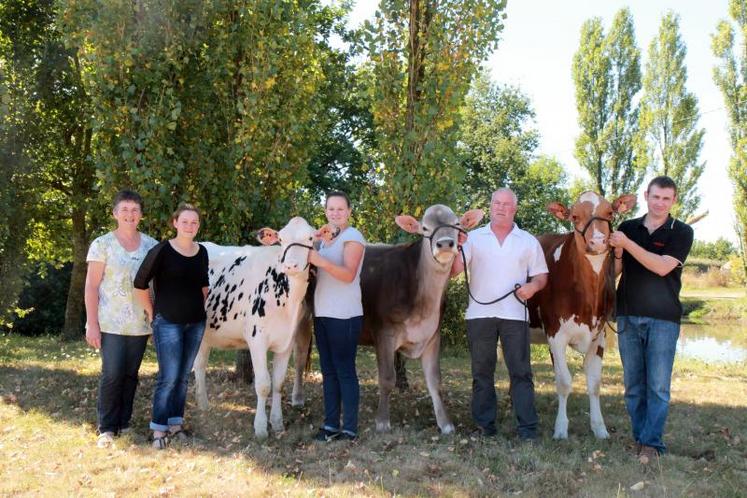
[151,435,170,450]
[169,429,192,444]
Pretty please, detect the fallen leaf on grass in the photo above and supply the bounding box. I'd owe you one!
[344,460,356,470]
[630,481,645,491]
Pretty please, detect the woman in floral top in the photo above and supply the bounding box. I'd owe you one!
[84,190,158,448]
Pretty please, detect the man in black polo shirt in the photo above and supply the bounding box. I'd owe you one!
[610,175,694,463]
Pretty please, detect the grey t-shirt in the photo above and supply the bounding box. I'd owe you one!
[314,227,365,319]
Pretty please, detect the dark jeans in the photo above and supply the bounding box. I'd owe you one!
[617,315,680,453]
[314,316,362,436]
[97,332,149,434]
[467,317,538,439]
[150,315,206,432]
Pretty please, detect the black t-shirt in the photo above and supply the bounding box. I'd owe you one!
[616,215,694,323]
[134,241,209,324]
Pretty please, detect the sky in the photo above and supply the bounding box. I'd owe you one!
[346,0,737,242]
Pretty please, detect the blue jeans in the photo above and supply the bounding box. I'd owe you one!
[150,315,206,432]
[97,332,149,434]
[617,315,680,453]
[314,316,362,436]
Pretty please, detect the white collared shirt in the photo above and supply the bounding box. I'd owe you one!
[461,223,548,321]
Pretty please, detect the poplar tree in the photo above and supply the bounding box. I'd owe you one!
[358,0,506,241]
[641,12,704,219]
[713,0,747,269]
[572,9,646,199]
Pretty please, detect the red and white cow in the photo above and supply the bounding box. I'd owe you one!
[194,217,334,439]
[529,191,636,439]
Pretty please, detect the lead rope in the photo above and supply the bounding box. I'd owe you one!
[457,245,528,323]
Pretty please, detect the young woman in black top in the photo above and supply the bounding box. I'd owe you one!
[134,203,209,449]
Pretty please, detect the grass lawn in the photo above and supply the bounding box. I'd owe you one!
[1,334,746,497]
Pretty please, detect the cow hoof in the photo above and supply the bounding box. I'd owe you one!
[440,424,455,435]
[271,421,284,433]
[255,429,269,440]
[375,421,391,432]
[592,427,610,439]
[197,401,209,411]
[291,396,304,407]
[553,430,569,440]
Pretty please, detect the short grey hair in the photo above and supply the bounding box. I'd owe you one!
[491,188,518,206]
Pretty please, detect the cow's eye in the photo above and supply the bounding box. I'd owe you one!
[422,227,429,232]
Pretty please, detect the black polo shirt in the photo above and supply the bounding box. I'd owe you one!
[616,214,694,323]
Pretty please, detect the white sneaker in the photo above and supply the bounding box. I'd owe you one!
[96,432,115,448]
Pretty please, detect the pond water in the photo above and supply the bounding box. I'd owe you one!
[605,322,747,364]
[676,322,747,364]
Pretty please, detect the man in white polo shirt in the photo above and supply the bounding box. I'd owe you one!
[452,188,548,440]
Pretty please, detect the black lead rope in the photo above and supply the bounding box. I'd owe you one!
[457,244,526,307]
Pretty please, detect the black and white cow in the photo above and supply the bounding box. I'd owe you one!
[194,217,333,439]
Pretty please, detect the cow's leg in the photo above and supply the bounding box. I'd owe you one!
[249,343,271,439]
[292,313,312,407]
[548,336,572,439]
[584,337,609,439]
[374,337,396,432]
[194,340,211,411]
[420,334,454,434]
[269,347,292,433]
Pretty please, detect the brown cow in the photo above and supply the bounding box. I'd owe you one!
[296,204,483,433]
[529,191,636,439]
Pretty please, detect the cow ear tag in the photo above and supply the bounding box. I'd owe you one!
[395,215,422,234]
[257,228,279,245]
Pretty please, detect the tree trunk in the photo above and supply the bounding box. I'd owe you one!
[62,202,88,341]
[236,350,254,384]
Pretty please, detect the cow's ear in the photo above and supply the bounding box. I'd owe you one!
[316,224,339,243]
[612,194,637,214]
[547,202,570,221]
[395,215,422,234]
[257,228,278,245]
[460,209,484,229]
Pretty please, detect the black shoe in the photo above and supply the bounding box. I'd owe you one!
[339,432,358,442]
[313,428,340,442]
[470,427,497,438]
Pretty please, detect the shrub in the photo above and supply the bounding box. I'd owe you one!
[5,263,72,336]
[441,277,469,352]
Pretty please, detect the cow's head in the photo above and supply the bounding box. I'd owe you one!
[257,217,336,275]
[396,204,484,264]
[548,192,636,254]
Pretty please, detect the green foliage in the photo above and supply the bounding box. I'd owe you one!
[712,0,747,275]
[358,0,507,241]
[640,12,705,219]
[0,67,33,325]
[572,9,646,201]
[690,237,737,261]
[64,0,342,242]
[0,0,95,331]
[457,72,568,234]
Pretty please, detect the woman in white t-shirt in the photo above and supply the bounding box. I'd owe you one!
[308,191,365,441]
[84,190,157,448]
